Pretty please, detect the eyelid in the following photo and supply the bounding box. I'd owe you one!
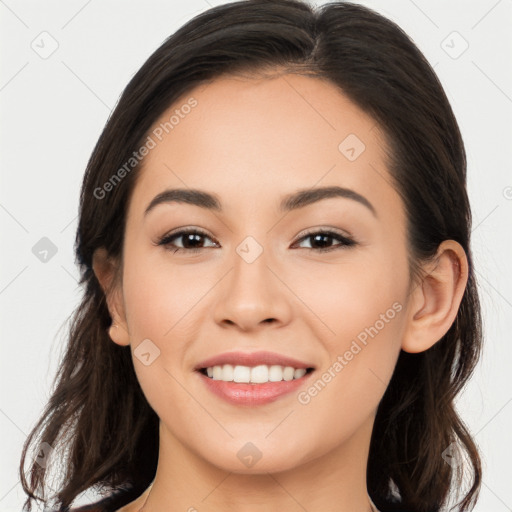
[294,226,354,242]
[155,226,219,247]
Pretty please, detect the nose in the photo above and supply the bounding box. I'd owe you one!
[213,246,293,332]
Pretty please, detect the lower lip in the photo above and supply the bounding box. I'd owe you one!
[196,370,314,406]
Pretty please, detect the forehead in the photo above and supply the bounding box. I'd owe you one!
[130,73,400,220]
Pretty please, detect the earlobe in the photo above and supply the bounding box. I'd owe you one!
[107,322,130,347]
[92,247,130,346]
[401,240,468,354]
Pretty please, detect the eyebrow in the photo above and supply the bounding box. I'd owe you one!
[144,185,377,217]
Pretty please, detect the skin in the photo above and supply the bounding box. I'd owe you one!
[93,73,468,512]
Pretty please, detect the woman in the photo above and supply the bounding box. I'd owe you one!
[20,1,483,511]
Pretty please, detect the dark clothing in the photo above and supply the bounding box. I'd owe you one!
[69,495,120,512]
[53,489,134,512]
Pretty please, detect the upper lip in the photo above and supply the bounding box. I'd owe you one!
[194,350,315,371]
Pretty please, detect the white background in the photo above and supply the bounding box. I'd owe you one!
[1,1,511,511]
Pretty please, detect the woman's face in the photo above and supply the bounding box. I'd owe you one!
[115,73,412,473]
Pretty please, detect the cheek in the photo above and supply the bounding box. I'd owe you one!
[120,246,209,414]
[122,244,212,340]
[291,270,406,454]
[289,249,409,347]
[287,249,408,411]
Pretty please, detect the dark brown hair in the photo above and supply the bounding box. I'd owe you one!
[20,1,482,511]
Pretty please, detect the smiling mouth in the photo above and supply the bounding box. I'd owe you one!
[197,365,315,384]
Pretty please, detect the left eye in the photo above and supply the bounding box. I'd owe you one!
[293,230,356,252]
[157,229,356,254]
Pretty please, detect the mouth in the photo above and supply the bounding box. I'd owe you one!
[193,351,316,405]
[194,350,315,376]
[196,365,315,384]
[195,364,316,406]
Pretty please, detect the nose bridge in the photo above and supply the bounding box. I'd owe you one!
[213,234,292,330]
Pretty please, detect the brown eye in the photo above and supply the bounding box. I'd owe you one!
[157,229,218,254]
[293,230,356,252]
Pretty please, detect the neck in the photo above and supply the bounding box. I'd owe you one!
[138,417,377,512]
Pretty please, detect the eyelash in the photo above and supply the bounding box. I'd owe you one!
[156,228,357,254]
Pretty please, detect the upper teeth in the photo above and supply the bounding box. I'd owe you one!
[205,364,308,383]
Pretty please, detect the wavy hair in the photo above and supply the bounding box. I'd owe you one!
[20,1,482,511]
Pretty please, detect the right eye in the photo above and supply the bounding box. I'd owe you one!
[157,228,219,254]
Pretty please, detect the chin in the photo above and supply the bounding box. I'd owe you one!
[198,438,313,475]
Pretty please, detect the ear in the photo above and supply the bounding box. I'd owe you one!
[401,240,468,353]
[92,247,130,346]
